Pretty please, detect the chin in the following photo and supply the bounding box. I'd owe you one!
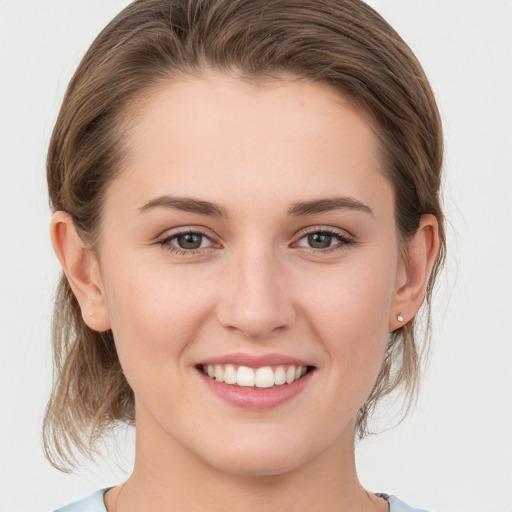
[208,450,306,478]
[195,431,316,478]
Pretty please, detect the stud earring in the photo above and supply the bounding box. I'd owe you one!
[88,311,93,316]
[397,314,404,323]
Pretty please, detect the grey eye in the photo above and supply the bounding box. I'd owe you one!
[307,233,333,249]
[176,233,204,249]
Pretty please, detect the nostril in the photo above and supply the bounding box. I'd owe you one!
[214,278,297,340]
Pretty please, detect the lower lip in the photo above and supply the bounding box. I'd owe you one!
[198,369,314,410]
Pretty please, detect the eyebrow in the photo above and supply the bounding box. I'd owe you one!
[287,197,374,217]
[137,194,373,218]
[138,195,228,217]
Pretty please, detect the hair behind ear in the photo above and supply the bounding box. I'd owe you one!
[45,212,134,471]
[43,275,134,472]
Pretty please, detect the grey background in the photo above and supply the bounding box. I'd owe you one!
[0,1,511,511]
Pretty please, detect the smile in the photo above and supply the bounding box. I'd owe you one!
[201,364,308,388]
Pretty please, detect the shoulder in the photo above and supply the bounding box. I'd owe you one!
[52,489,432,512]
[53,488,108,512]
[389,495,433,512]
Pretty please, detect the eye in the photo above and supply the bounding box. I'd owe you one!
[305,232,335,249]
[157,230,217,253]
[294,229,354,251]
[173,233,208,250]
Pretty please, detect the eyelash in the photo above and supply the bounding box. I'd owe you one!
[294,228,355,253]
[156,227,355,255]
[157,229,217,256]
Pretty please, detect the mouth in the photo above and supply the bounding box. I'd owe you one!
[198,363,314,389]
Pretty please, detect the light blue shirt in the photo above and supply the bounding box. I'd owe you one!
[53,488,432,512]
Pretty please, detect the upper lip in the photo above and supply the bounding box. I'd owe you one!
[198,352,313,368]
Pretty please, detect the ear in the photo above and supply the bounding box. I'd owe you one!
[389,214,440,331]
[50,211,111,332]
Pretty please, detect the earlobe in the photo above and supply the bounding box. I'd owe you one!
[389,214,440,331]
[50,211,111,332]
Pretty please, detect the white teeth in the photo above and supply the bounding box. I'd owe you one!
[274,366,286,385]
[255,367,274,388]
[237,366,255,387]
[224,364,237,384]
[285,366,296,384]
[204,364,308,388]
[214,364,224,383]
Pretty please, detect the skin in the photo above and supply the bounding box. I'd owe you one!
[51,73,439,512]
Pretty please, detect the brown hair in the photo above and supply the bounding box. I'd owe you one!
[44,0,445,471]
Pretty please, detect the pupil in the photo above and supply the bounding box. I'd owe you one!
[178,233,202,249]
[308,233,332,249]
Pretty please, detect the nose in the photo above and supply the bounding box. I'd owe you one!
[215,245,297,340]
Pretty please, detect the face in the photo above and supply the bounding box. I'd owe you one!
[94,73,405,476]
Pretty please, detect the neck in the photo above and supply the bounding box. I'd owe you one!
[106,412,383,512]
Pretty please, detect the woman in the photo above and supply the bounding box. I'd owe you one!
[45,0,444,510]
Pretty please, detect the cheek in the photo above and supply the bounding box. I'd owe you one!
[302,253,396,394]
[101,260,212,383]
[304,254,396,335]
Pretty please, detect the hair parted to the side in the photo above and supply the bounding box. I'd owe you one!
[44,0,445,472]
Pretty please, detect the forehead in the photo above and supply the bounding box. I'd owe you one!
[109,72,391,219]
